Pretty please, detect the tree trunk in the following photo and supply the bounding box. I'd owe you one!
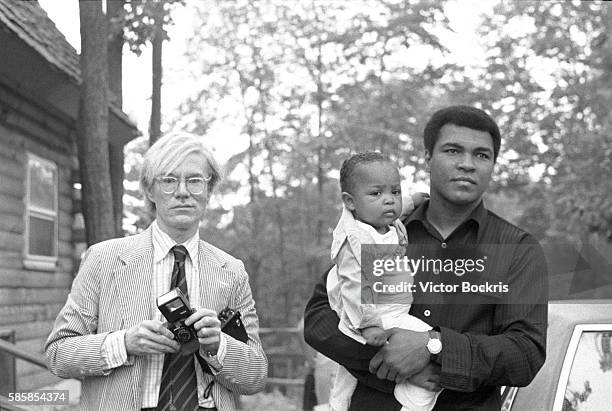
[265,141,290,324]
[149,21,163,145]
[78,0,116,245]
[246,120,260,303]
[313,35,325,287]
[108,144,124,235]
[314,30,325,247]
[106,0,123,107]
[107,0,125,236]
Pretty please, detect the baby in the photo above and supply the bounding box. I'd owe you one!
[326,152,440,411]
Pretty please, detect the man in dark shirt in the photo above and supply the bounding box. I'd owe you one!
[304,105,548,410]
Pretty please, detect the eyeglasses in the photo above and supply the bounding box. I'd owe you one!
[155,176,211,195]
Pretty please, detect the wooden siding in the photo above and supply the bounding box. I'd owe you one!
[0,91,76,390]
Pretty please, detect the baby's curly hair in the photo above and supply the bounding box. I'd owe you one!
[339,152,391,194]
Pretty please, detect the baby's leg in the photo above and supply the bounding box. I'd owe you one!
[384,311,442,410]
[328,363,358,411]
[362,326,389,346]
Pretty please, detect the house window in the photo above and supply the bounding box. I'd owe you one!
[24,153,58,270]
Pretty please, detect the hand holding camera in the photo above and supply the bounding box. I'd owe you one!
[156,288,248,360]
[157,288,221,356]
[124,320,181,356]
[157,288,200,355]
[185,308,222,356]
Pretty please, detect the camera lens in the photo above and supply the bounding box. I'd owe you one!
[176,327,192,343]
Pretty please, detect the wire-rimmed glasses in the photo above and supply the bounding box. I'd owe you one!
[155,176,211,195]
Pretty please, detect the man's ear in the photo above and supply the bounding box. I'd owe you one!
[341,192,356,211]
[425,149,432,172]
[145,187,156,206]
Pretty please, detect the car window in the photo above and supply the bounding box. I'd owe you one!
[560,330,612,411]
[500,386,517,411]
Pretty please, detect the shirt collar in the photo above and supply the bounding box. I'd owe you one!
[354,219,397,243]
[404,199,487,232]
[151,220,200,264]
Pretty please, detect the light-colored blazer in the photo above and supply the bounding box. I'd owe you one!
[45,227,268,411]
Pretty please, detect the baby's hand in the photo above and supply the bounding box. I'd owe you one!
[400,192,429,218]
[411,192,429,208]
[362,326,388,346]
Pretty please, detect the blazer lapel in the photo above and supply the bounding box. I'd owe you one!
[113,228,154,327]
[197,241,233,314]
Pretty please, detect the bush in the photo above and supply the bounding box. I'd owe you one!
[239,389,300,411]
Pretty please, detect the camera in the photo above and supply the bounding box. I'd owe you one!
[157,288,199,354]
[218,307,248,343]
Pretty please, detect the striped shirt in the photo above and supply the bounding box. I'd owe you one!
[100,220,227,408]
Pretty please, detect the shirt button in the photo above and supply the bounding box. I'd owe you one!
[424,310,431,317]
[441,242,447,248]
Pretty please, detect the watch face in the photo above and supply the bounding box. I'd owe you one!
[428,339,442,354]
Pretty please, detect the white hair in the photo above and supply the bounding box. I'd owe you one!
[139,132,222,212]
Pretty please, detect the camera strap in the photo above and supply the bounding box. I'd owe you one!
[203,380,215,399]
[195,351,214,375]
[195,353,215,398]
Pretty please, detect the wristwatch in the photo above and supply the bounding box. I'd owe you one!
[426,329,442,362]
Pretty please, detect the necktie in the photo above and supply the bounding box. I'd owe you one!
[157,245,199,411]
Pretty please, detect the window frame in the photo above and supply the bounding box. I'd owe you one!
[23,152,59,270]
[552,323,612,410]
[500,386,518,410]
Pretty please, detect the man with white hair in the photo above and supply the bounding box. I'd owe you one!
[46,132,268,411]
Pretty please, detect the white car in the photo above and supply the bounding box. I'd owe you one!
[501,300,612,411]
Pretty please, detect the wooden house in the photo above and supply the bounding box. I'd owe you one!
[0,0,138,391]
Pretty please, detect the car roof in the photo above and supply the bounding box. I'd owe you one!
[549,300,612,326]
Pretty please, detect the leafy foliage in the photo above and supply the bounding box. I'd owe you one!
[476,0,612,241]
[168,0,451,326]
[111,0,184,55]
[122,0,612,325]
